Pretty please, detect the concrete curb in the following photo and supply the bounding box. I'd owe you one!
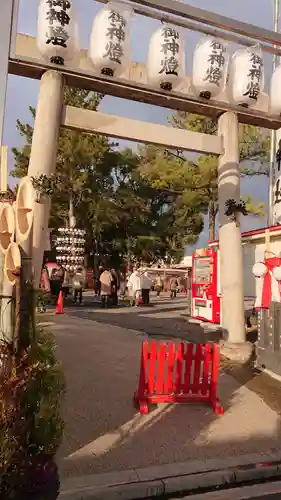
[180,480,281,500]
[59,452,281,499]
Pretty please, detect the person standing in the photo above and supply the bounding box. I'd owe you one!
[50,265,64,303]
[170,277,178,299]
[186,270,192,315]
[62,268,71,298]
[40,264,51,294]
[119,271,126,298]
[155,273,163,297]
[37,264,51,312]
[127,268,141,306]
[110,268,119,307]
[100,267,113,308]
[72,267,86,305]
[141,271,152,305]
[95,266,103,296]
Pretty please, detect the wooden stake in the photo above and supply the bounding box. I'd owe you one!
[0,145,8,193]
[265,228,270,258]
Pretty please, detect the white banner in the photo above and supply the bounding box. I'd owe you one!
[271,133,281,225]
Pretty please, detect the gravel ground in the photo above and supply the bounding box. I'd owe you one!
[40,296,281,479]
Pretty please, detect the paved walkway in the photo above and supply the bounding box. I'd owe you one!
[40,297,281,479]
[53,295,222,343]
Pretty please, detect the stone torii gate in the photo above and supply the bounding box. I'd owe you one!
[2,0,281,348]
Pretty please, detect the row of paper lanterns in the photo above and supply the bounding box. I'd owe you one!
[37,0,281,113]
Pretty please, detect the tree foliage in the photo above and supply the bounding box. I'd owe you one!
[12,88,203,265]
[13,87,268,263]
[138,112,269,242]
[138,144,204,258]
[171,113,270,239]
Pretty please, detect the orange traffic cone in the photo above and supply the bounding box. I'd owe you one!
[55,290,64,315]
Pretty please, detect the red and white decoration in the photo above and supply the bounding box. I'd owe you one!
[252,257,281,309]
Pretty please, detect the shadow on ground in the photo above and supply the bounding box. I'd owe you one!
[65,298,222,344]
[50,311,281,479]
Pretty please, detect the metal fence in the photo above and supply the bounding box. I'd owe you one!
[256,301,281,376]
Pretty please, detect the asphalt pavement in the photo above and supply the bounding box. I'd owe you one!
[58,293,222,343]
[38,293,281,484]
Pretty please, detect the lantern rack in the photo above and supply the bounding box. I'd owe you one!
[8,1,281,129]
[9,43,281,131]
[55,226,86,273]
[93,0,281,58]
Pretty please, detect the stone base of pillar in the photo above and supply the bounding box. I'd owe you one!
[220,340,254,364]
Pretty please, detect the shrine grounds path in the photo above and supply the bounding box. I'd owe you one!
[39,294,281,480]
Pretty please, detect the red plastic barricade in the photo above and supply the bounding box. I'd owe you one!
[134,341,223,415]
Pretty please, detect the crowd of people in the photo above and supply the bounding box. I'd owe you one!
[39,261,190,310]
[93,266,151,307]
[39,262,86,309]
[96,267,189,307]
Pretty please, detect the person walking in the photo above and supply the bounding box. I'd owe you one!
[72,266,86,305]
[100,267,114,308]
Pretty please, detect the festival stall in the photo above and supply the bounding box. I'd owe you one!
[192,226,281,377]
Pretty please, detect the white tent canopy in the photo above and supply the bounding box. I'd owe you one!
[174,256,192,269]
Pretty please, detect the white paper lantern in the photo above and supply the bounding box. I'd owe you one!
[252,262,267,278]
[147,24,185,91]
[270,65,281,115]
[89,1,132,77]
[37,0,80,66]
[272,266,281,281]
[192,37,229,99]
[228,44,264,107]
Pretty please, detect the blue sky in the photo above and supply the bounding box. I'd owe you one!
[4,0,275,249]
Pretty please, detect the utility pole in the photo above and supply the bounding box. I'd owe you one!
[269,0,280,225]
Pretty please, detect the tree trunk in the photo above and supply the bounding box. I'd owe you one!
[126,237,133,276]
[93,236,99,270]
[17,239,35,361]
[208,202,217,241]
[69,196,76,228]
